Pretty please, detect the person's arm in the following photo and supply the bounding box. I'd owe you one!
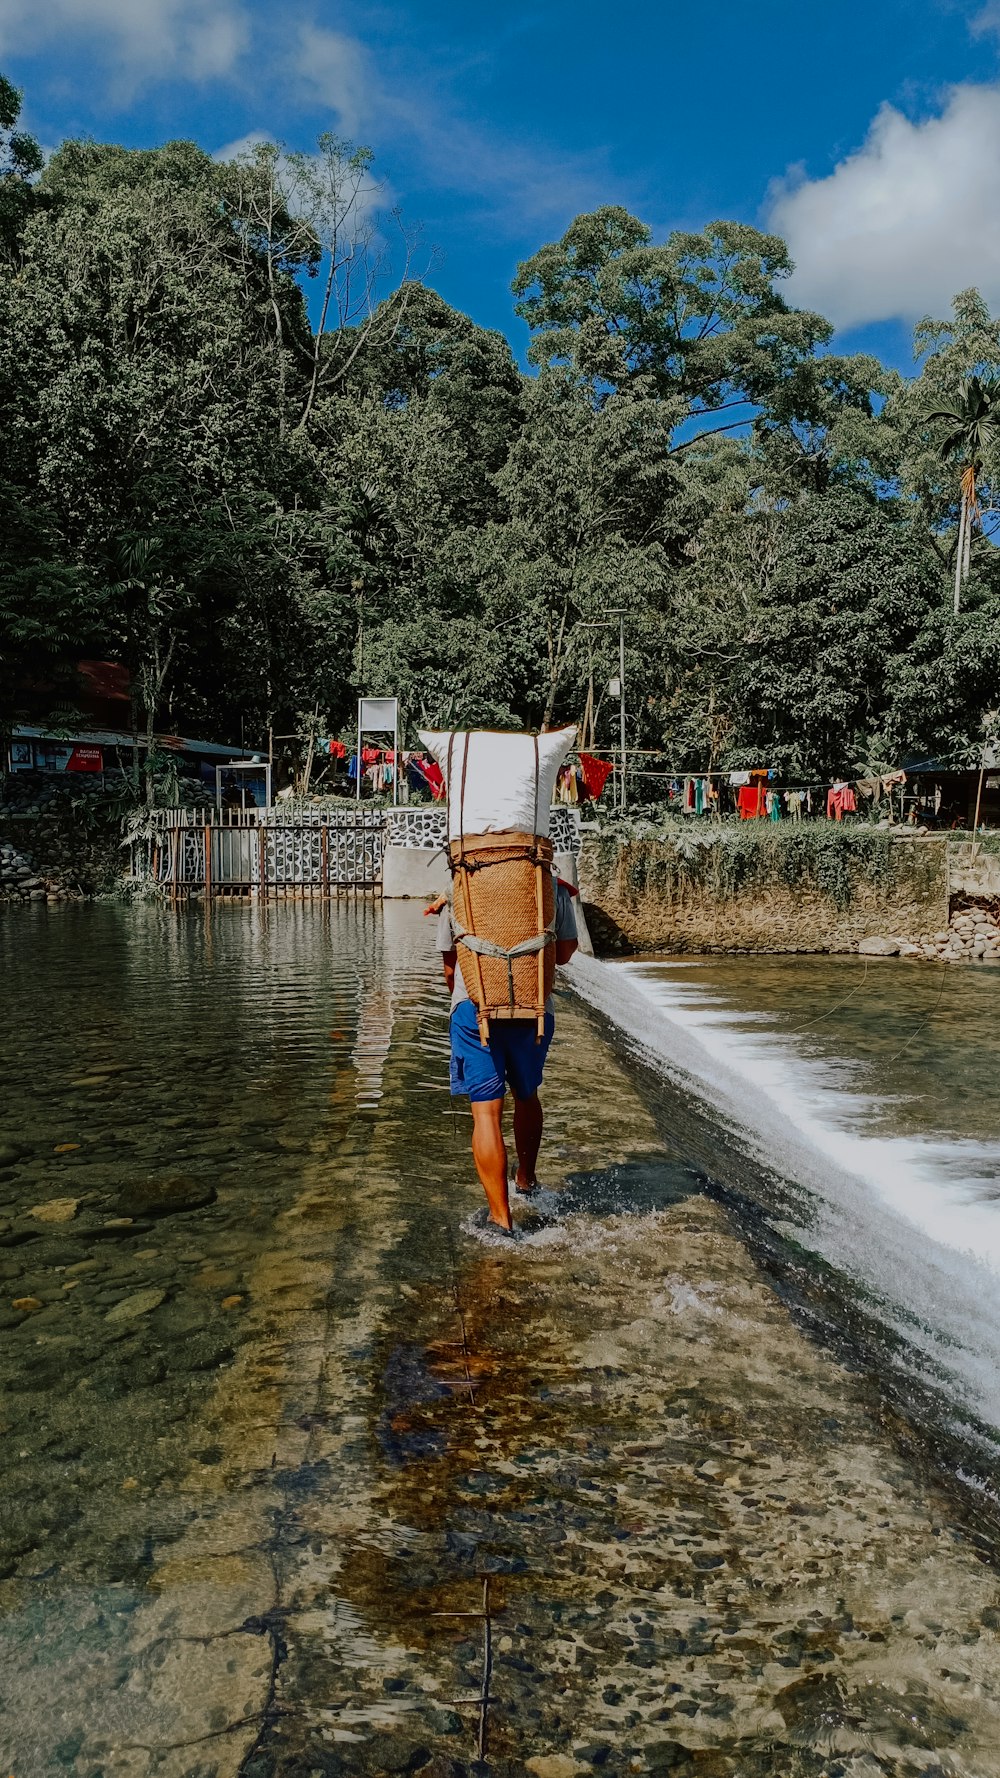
[555,937,578,966]
[442,948,457,993]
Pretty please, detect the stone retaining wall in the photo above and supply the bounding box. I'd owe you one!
[578,830,950,955]
[0,780,124,899]
[947,841,1000,899]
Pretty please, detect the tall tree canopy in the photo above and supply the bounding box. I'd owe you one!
[3,83,1000,797]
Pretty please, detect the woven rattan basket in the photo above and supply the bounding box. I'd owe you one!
[448,831,555,1042]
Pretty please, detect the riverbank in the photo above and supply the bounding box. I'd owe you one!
[580,824,1000,964]
[4,903,1000,1775]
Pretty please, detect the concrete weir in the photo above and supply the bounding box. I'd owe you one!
[3,903,1000,1775]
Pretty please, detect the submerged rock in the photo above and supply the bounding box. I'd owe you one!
[29,1197,79,1223]
[104,1286,166,1322]
[857,936,899,956]
[115,1174,216,1218]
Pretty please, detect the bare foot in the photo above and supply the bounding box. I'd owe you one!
[513,1175,538,1197]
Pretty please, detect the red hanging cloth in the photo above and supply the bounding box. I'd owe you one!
[579,752,614,800]
[737,783,765,819]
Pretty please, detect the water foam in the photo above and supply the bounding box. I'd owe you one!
[569,953,1000,1454]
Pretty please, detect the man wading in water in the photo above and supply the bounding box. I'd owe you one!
[435,883,578,1231]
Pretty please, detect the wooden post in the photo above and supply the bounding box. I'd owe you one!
[203,823,212,904]
[321,823,329,898]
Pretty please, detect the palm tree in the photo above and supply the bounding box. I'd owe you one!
[924,374,1000,615]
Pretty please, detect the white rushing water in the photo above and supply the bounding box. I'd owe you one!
[569,952,1000,1459]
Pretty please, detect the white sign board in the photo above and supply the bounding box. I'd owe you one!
[359,697,398,733]
[356,697,399,803]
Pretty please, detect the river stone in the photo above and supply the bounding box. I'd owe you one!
[115,1175,216,1218]
[858,937,899,956]
[105,1286,166,1323]
[0,1142,24,1170]
[29,1197,79,1223]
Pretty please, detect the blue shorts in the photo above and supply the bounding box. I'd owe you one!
[449,1001,555,1103]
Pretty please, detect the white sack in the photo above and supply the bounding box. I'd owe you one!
[418,727,576,840]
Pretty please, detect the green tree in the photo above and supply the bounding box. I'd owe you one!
[0,74,43,261]
[727,489,942,778]
[513,208,837,447]
[922,374,1000,614]
[2,139,311,783]
[308,290,525,730]
[474,371,677,732]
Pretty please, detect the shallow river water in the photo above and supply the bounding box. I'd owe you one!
[4,905,1000,1778]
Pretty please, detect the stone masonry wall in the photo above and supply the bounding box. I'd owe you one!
[947,841,1000,900]
[0,779,126,898]
[578,830,950,955]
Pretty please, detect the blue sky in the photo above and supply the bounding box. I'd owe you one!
[5,0,1000,371]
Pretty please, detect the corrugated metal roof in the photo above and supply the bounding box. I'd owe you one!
[13,726,260,760]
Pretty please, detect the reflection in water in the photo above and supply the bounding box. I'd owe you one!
[4,907,1000,1774]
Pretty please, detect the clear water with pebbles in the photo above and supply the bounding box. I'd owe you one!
[4,905,1000,1777]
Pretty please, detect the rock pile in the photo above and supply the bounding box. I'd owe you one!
[859,905,1000,963]
[0,775,124,898]
[0,840,76,902]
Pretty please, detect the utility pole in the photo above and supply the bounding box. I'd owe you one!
[619,610,627,812]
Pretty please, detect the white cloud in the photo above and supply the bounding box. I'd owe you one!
[768,83,1000,329]
[287,22,615,234]
[291,24,374,139]
[213,128,273,162]
[0,0,248,86]
[970,1,1000,40]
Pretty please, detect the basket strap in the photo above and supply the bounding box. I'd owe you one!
[459,729,471,866]
[452,924,555,1013]
[446,732,455,863]
[451,735,490,1032]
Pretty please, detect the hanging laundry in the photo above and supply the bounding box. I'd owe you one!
[766,789,781,821]
[737,783,766,819]
[826,782,857,821]
[423,760,446,800]
[729,770,751,787]
[347,753,359,780]
[328,739,347,760]
[694,777,707,815]
[579,752,614,800]
[556,764,579,805]
[784,790,804,821]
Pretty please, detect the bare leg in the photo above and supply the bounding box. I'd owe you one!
[512,1092,543,1192]
[470,1098,512,1229]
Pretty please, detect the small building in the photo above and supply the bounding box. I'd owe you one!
[904,750,1000,830]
